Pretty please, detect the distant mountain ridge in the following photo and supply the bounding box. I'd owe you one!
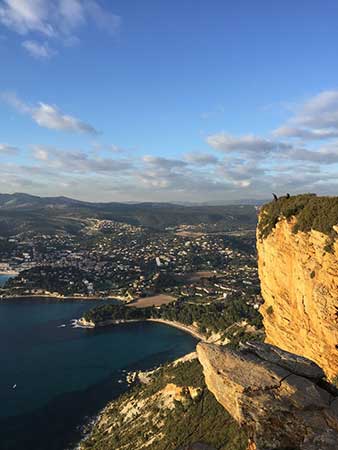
[0,192,259,237]
[0,193,266,209]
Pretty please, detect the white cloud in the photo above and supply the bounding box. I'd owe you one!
[184,152,219,165]
[33,103,98,134]
[218,158,265,189]
[294,90,338,129]
[273,90,338,140]
[0,0,54,36]
[282,142,338,164]
[4,89,338,202]
[2,92,98,134]
[22,40,56,58]
[207,132,290,156]
[108,144,130,154]
[273,126,338,140]
[0,143,19,155]
[32,145,133,174]
[0,0,121,57]
[143,155,188,170]
[33,146,49,160]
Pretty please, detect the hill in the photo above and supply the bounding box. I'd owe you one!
[0,193,258,237]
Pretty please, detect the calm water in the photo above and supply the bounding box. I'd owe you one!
[0,274,13,287]
[0,299,197,450]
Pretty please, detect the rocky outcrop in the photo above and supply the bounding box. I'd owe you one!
[80,357,247,450]
[197,341,338,450]
[257,218,338,380]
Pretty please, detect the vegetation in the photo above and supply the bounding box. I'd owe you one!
[5,266,93,295]
[332,375,338,388]
[258,194,338,239]
[0,193,257,236]
[81,359,248,450]
[84,297,262,337]
[266,305,273,315]
[84,304,153,322]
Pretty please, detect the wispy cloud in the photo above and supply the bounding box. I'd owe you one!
[32,145,133,174]
[273,90,338,140]
[0,143,19,155]
[273,126,338,140]
[2,91,98,135]
[22,39,56,58]
[184,152,219,165]
[143,155,188,170]
[0,0,121,58]
[207,132,290,157]
[3,89,338,202]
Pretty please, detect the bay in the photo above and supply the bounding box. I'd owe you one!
[0,274,14,287]
[0,298,197,450]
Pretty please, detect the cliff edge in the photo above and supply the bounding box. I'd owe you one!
[197,341,338,450]
[257,194,338,379]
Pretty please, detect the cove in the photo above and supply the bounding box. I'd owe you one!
[0,298,197,450]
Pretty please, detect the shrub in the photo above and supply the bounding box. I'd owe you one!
[266,305,273,315]
[332,375,338,388]
[258,194,338,240]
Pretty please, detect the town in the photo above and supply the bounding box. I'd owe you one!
[0,218,261,310]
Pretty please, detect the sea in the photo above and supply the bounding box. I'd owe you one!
[0,297,197,450]
[0,274,13,287]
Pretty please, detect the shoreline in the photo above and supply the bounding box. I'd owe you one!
[74,316,206,341]
[0,271,19,276]
[0,294,123,301]
[75,350,199,450]
[147,318,205,341]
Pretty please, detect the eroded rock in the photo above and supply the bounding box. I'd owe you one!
[197,342,338,450]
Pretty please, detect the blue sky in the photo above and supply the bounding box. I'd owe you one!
[1,0,338,202]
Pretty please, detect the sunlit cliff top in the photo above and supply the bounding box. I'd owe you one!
[258,193,338,239]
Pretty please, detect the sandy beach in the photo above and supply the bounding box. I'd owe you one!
[147,318,204,340]
[0,271,19,276]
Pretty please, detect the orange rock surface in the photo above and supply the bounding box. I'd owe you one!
[257,217,338,380]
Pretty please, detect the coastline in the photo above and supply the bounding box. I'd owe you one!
[75,350,199,450]
[0,294,123,301]
[74,316,206,341]
[0,271,19,276]
[147,318,205,341]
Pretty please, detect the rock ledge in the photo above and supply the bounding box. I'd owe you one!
[197,342,338,450]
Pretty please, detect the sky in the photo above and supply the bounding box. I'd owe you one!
[1,0,338,203]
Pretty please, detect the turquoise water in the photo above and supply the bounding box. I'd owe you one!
[0,274,13,287]
[0,299,197,450]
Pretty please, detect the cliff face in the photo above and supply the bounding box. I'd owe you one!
[257,218,338,379]
[197,341,338,450]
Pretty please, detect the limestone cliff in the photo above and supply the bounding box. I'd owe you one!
[257,213,338,379]
[197,341,338,450]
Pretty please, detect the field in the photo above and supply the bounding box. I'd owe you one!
[128,294,176,308]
